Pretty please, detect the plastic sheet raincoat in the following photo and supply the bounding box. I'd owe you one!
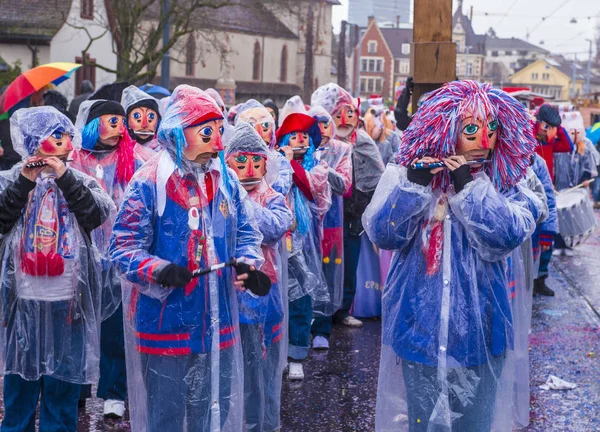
[224,122,293,431]
[0,107,114,384]
[109,85,264,432]
[71,99,154,318]
[121,85,163,152]
[308,106,352,315]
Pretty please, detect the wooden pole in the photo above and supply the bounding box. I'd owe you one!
[411,0,456,112]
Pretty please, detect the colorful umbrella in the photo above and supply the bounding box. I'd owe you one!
[586,122,600,146]
[139,84,171,99]
[0,62,81,117]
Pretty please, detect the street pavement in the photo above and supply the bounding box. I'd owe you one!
[0,218,598,431]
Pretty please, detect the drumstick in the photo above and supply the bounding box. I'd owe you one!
[556,180,594,195]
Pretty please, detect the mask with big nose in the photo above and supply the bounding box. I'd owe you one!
[98,114,126,147]
[456,115,499,164]
[334,105,358,139]
[183,119,225,161]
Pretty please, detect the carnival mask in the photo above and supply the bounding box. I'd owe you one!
[288,131,309,158]
[99,114,126,146]
[227,153,266,191]
[318,120,332,146]
[536,121,557,144]
[238,108,273,146]
[183,119,225,162]
[333,104,358,139]
[367,108,384,141]
[128,107,158,141]
[456,116,498,162]
[39,129,74,157]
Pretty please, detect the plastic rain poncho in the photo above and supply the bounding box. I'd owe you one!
[234,99,292,197]
[109,85,264,432]
[121,85,163,152]
[277,115,332,304]
[365,81,539,432]
[224,122,293,431]
[508,169,548,429]
[72,99,154,319]
[530,154,558,272]
[0,107,114,384]
[308,105,352,315]
[364,105,400,165]
[278,95,306,127]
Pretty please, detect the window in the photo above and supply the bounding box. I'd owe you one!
[401,43,410,55]
[491,51,499,57]
[75,53,96,95]
[368,41,377,54]
[361,59,368,72]
[368,59,375,72]
[400,59,409,74]
[375,78,382,93]
[518,50,528,56]
[542,73,549,81]
[456,40,462,52]
[466,62,473,77]
[376,59,383,72]
[280,45,288,82]
[81,0,93,19]
[185,35,196,76]
[394,59,400,73]
[504,50,512,55]
[252,41,261,81]
[531,72,539,80]
[360,78,367,93]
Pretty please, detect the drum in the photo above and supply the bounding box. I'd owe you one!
[555,189,597,247]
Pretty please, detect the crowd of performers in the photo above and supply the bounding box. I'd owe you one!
[0,79,598,432]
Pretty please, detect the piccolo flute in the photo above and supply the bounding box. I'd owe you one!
[411,159,489,170]
[240,180,262,186]
[192,257,236,278]
[26,159,74,169]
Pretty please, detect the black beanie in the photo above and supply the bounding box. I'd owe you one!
[87,100,126,124]
[536,104,561,127]
[127,99,160,117]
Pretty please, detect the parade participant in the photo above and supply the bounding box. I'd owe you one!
[0,107,113,431]
[363,104,400,165]
[72,99,153,418]
[225,122,293,432]
[121,85,162,152]
[531,154,558,296]
[363,80,538,432]
[393,76,414,131]
[276,112,331,380]
[307,105,352,350]
[235,99,293,196]
[263,99,279,127]
[278,95,306,126]
[109,85,264,431]
[311,83,384,329]
[534,104,573,181]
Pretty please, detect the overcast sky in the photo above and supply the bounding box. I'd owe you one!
[332,0,600,60]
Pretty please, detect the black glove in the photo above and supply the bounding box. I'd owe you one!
[406,76,414,93]
[449,164,473,193]
[235,262,272,297]
[157,264,193,287]
[407,167,434,187]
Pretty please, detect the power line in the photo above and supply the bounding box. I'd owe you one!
[495,0,521,27]
[528,0,573,38]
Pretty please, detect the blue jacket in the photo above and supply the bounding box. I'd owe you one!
[363,166,537,367]
[109,151,263,355]
[531,154,558,253]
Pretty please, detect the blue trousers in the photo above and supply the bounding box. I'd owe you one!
[402,356,504,432]
[311,222,362,339]
[537,246,553,279]
[288,294,312,360]
[97,304,127,401]
[140,349,233,432]
[1,374,80,432]
[240,324,282,432]
[593,173,600,202]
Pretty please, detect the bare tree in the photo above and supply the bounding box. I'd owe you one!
[67,0,296,84]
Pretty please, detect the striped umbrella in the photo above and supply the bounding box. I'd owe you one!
[0,62,81,117]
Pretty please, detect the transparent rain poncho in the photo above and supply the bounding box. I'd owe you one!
[278,95,306,127]
[0,107,115,384]
[308,105,352,315]
[121,85,163,152]
[225,122,293,431]
[109,84,264,432]
[364,166,538,432]
[72,99,154,319]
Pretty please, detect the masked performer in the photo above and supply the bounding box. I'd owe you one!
[121,85,162,152]
[363,80,538,432]
[0,107,113,431]
[225,122,292,432]
[364,104,400,165]
[109,85,264,432]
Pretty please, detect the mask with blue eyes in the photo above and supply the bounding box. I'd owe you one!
[39,129,74,156]
[459,118,499,153]
[182,119,225,161]
[127,107,160,144]
[98,114,126,146]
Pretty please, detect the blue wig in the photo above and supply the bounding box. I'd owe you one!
[278,132,318,235]
[81,118,100,150]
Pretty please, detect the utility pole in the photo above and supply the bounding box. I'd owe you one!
[160,0,171,90]
[465,45,472,79]
[354,24,361,98]
[585,39,592,95]
[411,0,456,112]
[571,55,577,100]
[338,20,347,89]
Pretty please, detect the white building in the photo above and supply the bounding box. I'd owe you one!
[485,36,549,85]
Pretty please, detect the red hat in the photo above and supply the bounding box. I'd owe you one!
[276,112,318,143]
[166,85,224,129]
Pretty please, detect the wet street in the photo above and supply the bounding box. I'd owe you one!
[0,218,598,431]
